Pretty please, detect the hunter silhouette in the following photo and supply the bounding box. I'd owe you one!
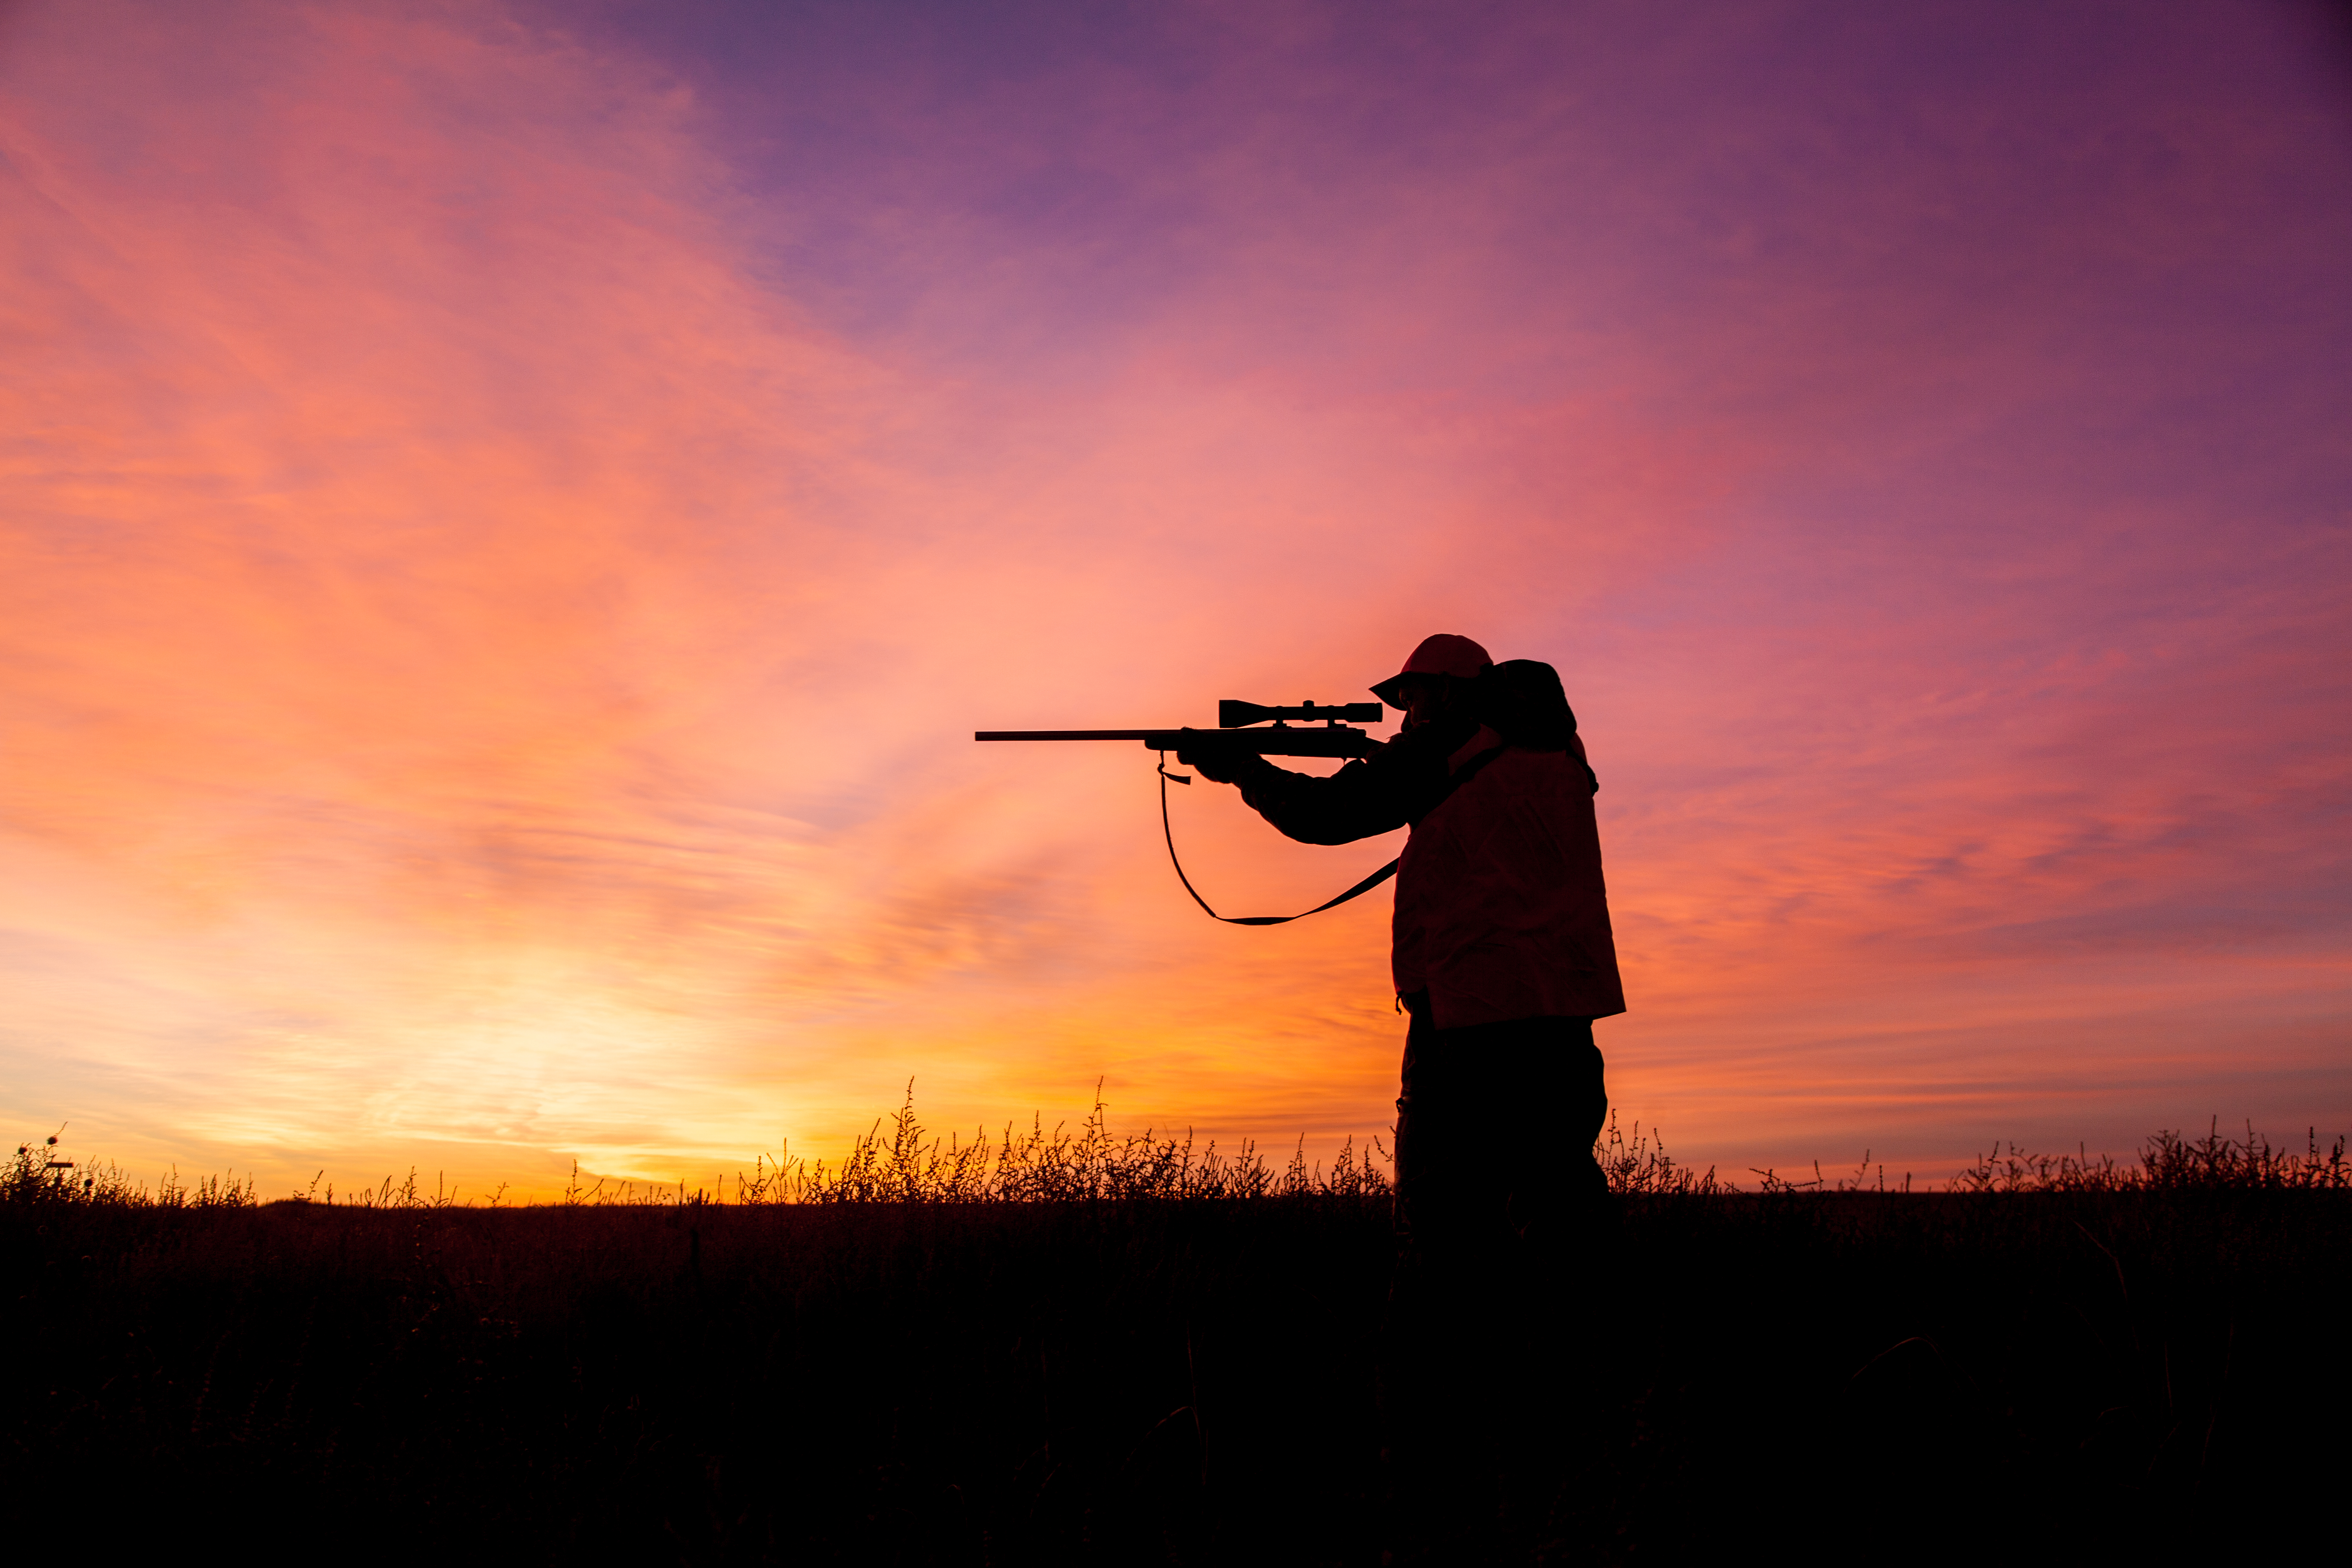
[1180,633,1625,1557]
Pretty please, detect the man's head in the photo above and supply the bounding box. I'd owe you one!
[1372,634,1493,729]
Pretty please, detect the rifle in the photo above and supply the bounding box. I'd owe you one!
[975,700,1399,925]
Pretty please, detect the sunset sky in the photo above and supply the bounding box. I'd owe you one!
[3,0,2347,1197]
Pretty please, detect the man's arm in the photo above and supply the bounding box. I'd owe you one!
[1181,713,1483,846]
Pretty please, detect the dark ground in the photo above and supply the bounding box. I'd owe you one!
[3,1187,2343,1562]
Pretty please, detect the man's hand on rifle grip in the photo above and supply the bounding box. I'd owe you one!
[1178,745,1249,785]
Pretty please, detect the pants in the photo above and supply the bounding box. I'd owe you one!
[1392,995,1609,1260]
[1380,998,1612,1561]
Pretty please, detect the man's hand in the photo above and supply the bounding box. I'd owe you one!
[1176,744,1252,785]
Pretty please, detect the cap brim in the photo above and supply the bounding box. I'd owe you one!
[1371,674,1409,708]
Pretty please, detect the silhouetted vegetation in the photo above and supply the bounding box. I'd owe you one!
[3,1109,2342,1561]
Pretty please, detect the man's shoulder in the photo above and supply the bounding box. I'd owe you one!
[1476,746,1598,805]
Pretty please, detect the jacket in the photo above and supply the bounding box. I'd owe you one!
[1230,707,1625,1030]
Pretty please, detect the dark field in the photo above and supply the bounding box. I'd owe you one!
[4,1125,2345,1563]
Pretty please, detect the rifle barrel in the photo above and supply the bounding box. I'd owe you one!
[975,730,1158,741]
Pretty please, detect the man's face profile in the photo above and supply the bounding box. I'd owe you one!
[1395,676,1445,730]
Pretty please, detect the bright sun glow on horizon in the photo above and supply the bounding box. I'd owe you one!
[3,0,2348,1198]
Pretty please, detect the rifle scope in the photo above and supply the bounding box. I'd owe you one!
[976,699,1387,759]
[1217,699,1384,727]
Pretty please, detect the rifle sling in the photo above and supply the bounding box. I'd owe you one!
[1155,743,1505,926]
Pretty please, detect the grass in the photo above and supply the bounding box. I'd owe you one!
[3,1105,2344,1562]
